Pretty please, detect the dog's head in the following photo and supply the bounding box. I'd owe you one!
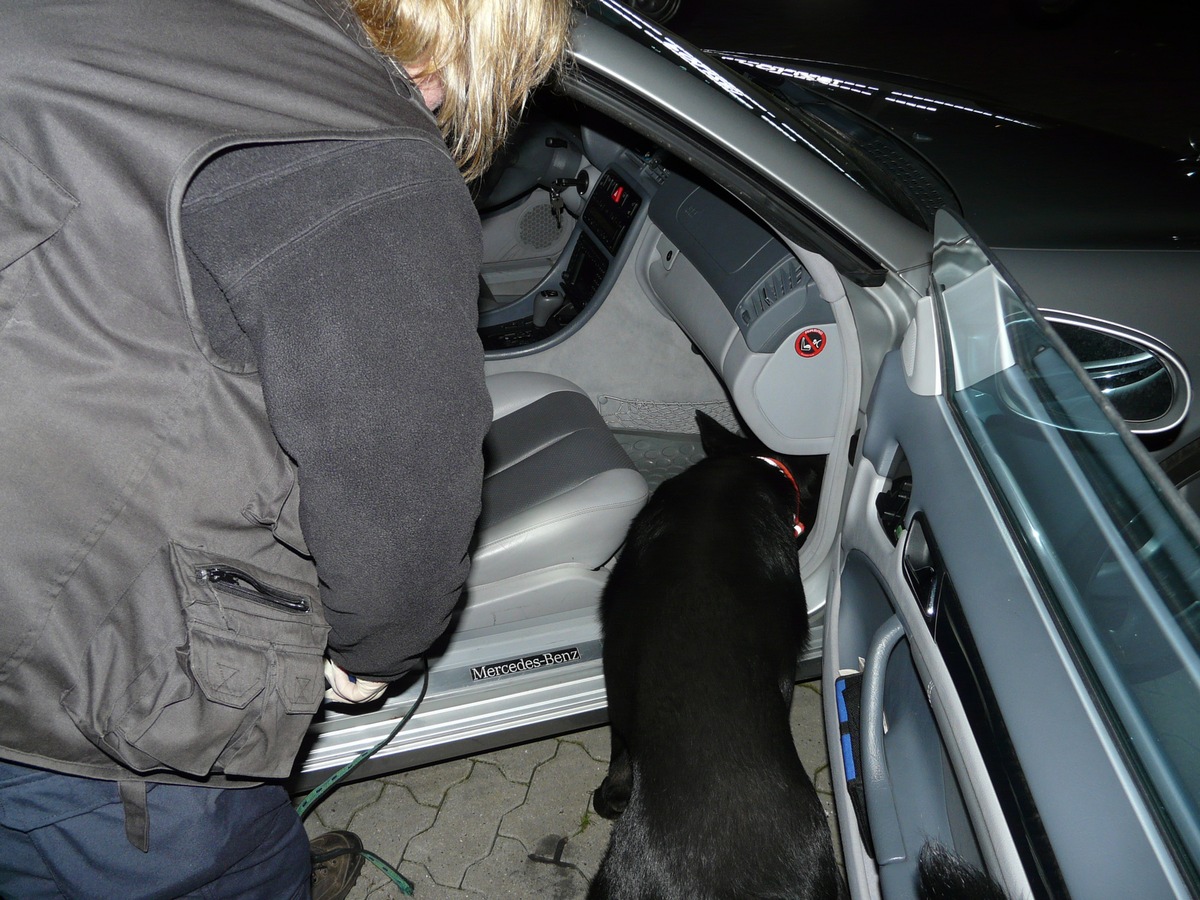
[694,411,824,538]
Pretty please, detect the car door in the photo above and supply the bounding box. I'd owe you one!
[825,210,1200,899]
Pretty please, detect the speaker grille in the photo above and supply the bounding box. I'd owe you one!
[519,204,560,249]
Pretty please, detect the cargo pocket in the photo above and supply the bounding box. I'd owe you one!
[0,136,78,331]
[62,542,328,780]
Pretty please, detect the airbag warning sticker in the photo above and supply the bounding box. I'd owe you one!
[795,327,827,358]
[471,647,581,681]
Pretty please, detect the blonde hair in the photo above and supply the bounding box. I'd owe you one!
[350,0,573,181]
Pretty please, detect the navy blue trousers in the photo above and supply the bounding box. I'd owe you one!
[0,761,310,899]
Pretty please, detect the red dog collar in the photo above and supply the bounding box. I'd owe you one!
[756,456,805,538]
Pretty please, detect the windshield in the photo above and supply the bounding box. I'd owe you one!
[934,211,1200,886]
[719,56,962,231]
[581,0,958,231]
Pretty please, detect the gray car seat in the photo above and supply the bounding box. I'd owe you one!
[458,371,649,630]
[295,371,648,783]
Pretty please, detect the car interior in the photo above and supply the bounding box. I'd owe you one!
[470,89,850,639]
[475,90,848,504]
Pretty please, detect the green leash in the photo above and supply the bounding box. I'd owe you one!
[298,659,431,895]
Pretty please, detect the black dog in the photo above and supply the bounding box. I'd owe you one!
[589,412,841,900]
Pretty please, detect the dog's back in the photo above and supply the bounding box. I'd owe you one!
[591,417,841,899]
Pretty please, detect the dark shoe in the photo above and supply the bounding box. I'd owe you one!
[310,830,365,900]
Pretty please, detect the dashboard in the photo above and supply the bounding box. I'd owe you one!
[478,138,847,456]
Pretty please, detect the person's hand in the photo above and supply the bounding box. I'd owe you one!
[323,658,388,704]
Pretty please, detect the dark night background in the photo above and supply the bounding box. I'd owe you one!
[667,0,1200,154]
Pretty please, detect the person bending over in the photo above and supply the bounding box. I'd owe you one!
[0,0,570,896]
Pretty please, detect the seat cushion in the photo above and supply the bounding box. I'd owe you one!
[469,372,649,586]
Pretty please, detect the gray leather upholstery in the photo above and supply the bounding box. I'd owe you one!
[469,372,649,586]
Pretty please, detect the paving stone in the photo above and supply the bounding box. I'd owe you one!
[560,807,615,883]
[345,870,395,900]
[559,725,611,763]
[470,735,560,784]
[387,757,473,808]
[791,680,829,780]
[343,857,423,900]
[814,759,835,796]
[371,862,485,900]
[498,740,605,855]
[345,782,439,872]
[463,834,592,900]
[301,778,386,834]
[828,811,845,868]
[404,760,527,888]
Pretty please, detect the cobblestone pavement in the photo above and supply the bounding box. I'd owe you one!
[301,679,837,899]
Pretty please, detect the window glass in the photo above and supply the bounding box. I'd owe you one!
[934,211,1200,878]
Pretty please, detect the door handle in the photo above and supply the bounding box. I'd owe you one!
[903,513,951,635]
[860,614,909,866]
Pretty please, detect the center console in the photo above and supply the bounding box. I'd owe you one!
[478,159,651,356]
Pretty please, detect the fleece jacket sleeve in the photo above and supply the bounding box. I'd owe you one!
[181,137,491,681]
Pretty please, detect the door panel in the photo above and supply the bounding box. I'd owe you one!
[825,213,1197,899]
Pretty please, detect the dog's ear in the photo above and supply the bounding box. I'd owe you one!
[696,410,754,458]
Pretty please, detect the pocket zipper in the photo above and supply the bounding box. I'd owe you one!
[195,565,311,614]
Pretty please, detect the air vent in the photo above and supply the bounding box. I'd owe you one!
[743,258,806,323]
[733,257,819,353]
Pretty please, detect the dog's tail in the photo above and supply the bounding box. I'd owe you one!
[917,841,1010,900]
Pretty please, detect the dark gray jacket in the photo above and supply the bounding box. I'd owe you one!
[0,0,485,784]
